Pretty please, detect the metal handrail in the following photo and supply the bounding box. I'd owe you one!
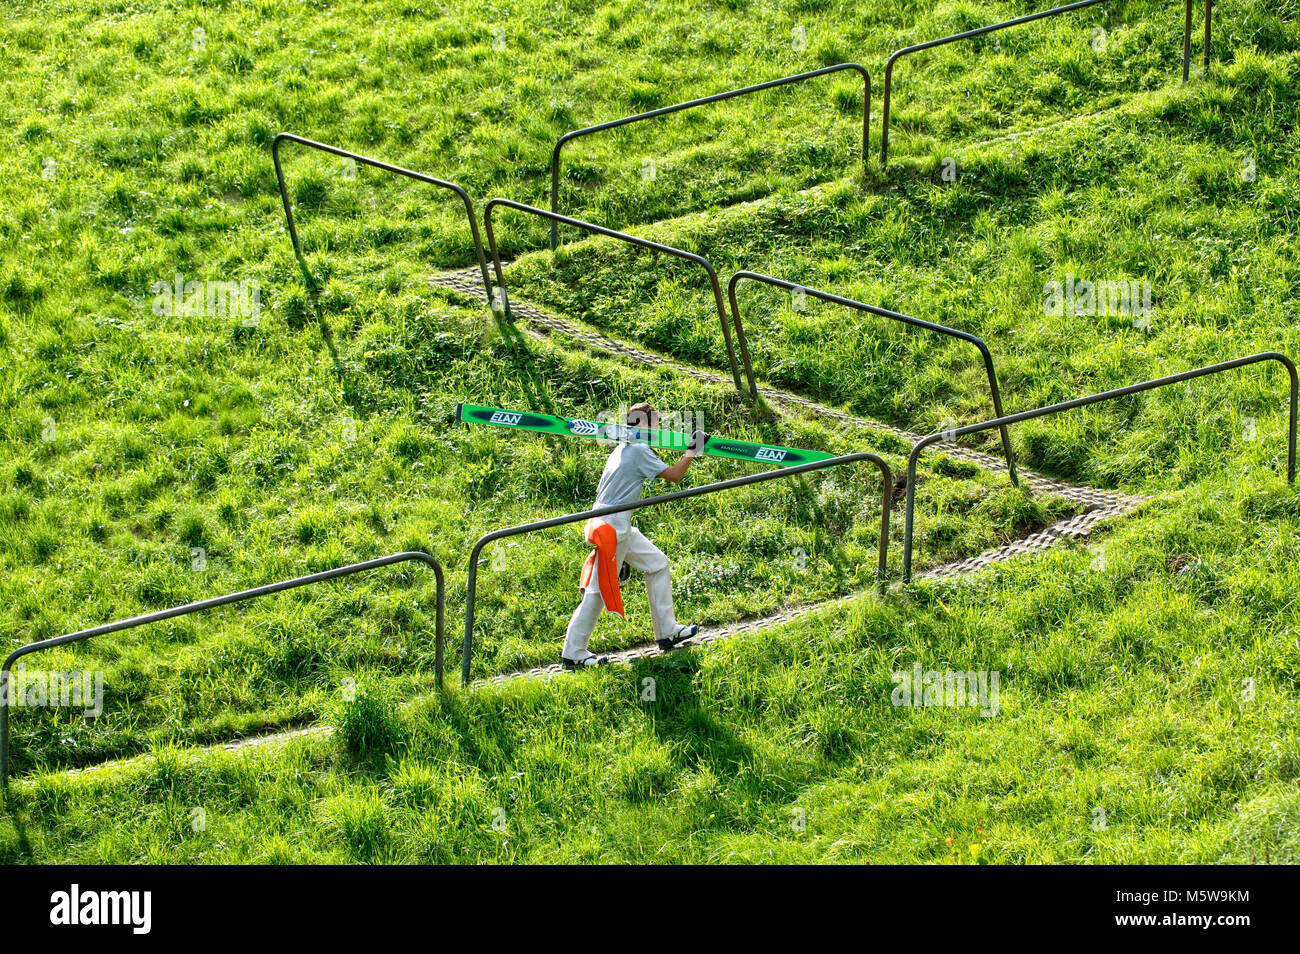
[0,551,446,786]
[548,63,873,249]
[727,271,1019,485]
[880,0,1211,165]
[482,198,757,397]
[271,133,495,306]
[461,452,893,684]
[1184,0,1213,82]
[901,352,1298,579]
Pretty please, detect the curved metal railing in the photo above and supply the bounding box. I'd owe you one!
[483,198,757,397]
[880,0,1212,165]
[902,352,1297,579]
[0,552,446,786]
[272,133,495,306]
[549,63,873,248]
[461,452,893,684]
[727,270,1019,485]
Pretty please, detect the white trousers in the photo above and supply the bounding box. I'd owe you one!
[562,525,680,661]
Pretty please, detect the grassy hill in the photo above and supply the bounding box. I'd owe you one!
[0,0,1297,862]
[8,480,1300,863]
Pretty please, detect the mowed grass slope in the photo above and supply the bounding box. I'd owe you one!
[507,44,1300,491]
[1,0,1259,304]
[0,0,1115,778]
[3,275,1068,776]
[0,0,1296,863]
[5,475,1298,864]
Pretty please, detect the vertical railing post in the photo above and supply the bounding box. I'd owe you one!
[0,670,11,790]
[1203,0,1212,73]
[462,540,486,686]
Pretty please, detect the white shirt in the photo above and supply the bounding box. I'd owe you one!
[592,442,668,533]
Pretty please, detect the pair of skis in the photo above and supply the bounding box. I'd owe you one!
[455,403,835,467]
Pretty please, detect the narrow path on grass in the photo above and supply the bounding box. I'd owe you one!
[13,93,1185,787]
[431,266,1146,513]
[13,277,1154,786]
[24,498,1140,788]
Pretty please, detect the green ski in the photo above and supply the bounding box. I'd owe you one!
[456,403,835,467]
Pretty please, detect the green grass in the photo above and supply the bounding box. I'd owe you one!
[1,288,1064,775]
[4,477,1298,863]
[506,49,1300,489]
[0,0,1297,863]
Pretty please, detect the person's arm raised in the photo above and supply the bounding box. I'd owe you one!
[657,431,705,484]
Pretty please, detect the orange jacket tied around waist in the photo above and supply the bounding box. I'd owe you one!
[579,518,624,618]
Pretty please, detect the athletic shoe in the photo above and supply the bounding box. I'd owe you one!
[656,624,699,652]
[561,654,609,671]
